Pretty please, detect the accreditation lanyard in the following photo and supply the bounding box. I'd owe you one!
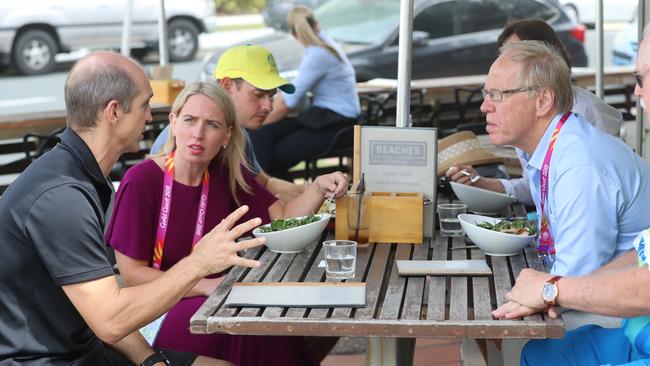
[152,151,210,270]
[537,112,571,256]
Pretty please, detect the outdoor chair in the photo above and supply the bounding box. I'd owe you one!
[430,86,485,138]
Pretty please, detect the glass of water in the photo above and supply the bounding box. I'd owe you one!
[437,203,467,237]
[323,240,357,280]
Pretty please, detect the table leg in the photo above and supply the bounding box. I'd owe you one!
[366,337,415,366]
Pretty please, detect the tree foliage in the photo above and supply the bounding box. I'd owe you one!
[215,0,265,14]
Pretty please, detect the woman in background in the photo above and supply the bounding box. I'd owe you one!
[250,5,361,181]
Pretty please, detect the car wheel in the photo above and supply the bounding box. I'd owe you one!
[12,29,57,75]
[167,19,199,62]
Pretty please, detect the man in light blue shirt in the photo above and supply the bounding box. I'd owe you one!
[491,29,650,365]
[481,40,650,277]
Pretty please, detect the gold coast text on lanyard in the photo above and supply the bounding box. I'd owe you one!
[537,112,571,257]
[152,151,210,270]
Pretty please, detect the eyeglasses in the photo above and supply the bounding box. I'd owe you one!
[481,86,534,102]
[633,71,650,88]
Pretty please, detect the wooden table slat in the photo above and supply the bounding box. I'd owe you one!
[330,245,374,319]
[378,244,412,319]
[470,248,493,321]
[283,244,327,318]
[261,242,322,318]
[491,256,511,309]
[509,251,543,322]
[401,238,431,320]
[355,244,392,319]
[426,235,449,320]
[236,251,297,317]
[214,248,278,318]
[524,245,546,272]
[449,237,468,321]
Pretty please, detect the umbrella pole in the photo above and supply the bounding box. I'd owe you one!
[120,0,134,56]
[158,0,169,66]
[395,0,414,128]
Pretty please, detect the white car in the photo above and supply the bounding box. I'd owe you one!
[559,0,636,25]
[0,0,218,75]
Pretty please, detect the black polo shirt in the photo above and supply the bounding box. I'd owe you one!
[0,128,116,365]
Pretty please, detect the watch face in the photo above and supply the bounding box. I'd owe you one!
[542,282,557,302]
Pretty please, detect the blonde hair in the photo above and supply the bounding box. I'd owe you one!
[288,5,342,62]
[500,40,574,114]
[153,81,251,201]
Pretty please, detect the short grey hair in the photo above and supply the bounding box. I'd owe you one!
[64,58,139,129]
[499,40,573,114]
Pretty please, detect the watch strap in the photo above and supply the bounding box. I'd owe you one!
[140,350,169,366]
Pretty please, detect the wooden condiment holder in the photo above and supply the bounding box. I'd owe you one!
[150,79,185,105]
[335,192,424,244]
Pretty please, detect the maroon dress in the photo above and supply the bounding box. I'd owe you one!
[106,159,320,366]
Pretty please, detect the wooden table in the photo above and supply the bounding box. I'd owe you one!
[0,103,173,139]
[191,233,564,366]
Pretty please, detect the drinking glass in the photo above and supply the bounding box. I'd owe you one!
[323,240,357,279]
[437,203,467,237]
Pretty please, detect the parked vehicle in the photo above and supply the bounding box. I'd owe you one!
[559,0,637,26]
[263,0,332,31]
[201,0,587,82]
[612,17,638,65]
[0,0,218,75]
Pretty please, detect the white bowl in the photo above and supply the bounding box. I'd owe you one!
[458,214,535,256]
[253,214,331,253]
[450,181,517,215]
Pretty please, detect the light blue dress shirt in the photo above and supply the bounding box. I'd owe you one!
[499,85,624,205]
[283,32,360,119]
[519,112,650,276]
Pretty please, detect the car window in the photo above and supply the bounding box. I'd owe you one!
[316,0,400,44]
[460,0,507,33]
[501,0,557,21]
[412,1,460,39]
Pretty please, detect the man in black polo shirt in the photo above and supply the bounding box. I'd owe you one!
[0,52,263,366]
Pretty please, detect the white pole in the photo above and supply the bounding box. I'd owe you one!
[120,0,134,56]
[595,0,604,99]
[158,0,169,66]
[395,0,414,128]
[638,0,646,157]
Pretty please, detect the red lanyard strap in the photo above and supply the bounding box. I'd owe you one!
[537,112,571,254]
[153,151,210,269]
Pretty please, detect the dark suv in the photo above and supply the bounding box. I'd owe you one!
[201,0,587,82]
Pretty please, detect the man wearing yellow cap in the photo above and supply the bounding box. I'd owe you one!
[151,45,305,202]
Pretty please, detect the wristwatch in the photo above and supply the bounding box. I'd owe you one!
[140,350,170,366]
[541,275,562,306]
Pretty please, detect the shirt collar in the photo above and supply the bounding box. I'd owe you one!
[59,128,110,186]
[526,113,566,172]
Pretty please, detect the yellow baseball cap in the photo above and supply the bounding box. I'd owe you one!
[214,45,295,94]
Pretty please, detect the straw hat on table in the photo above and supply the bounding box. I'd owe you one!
[437,131,504,176]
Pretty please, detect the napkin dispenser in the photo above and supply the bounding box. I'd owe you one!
[335,192,424,244]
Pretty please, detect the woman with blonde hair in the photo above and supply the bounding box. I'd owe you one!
[106,80,345,365]
[250,5,361,181]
